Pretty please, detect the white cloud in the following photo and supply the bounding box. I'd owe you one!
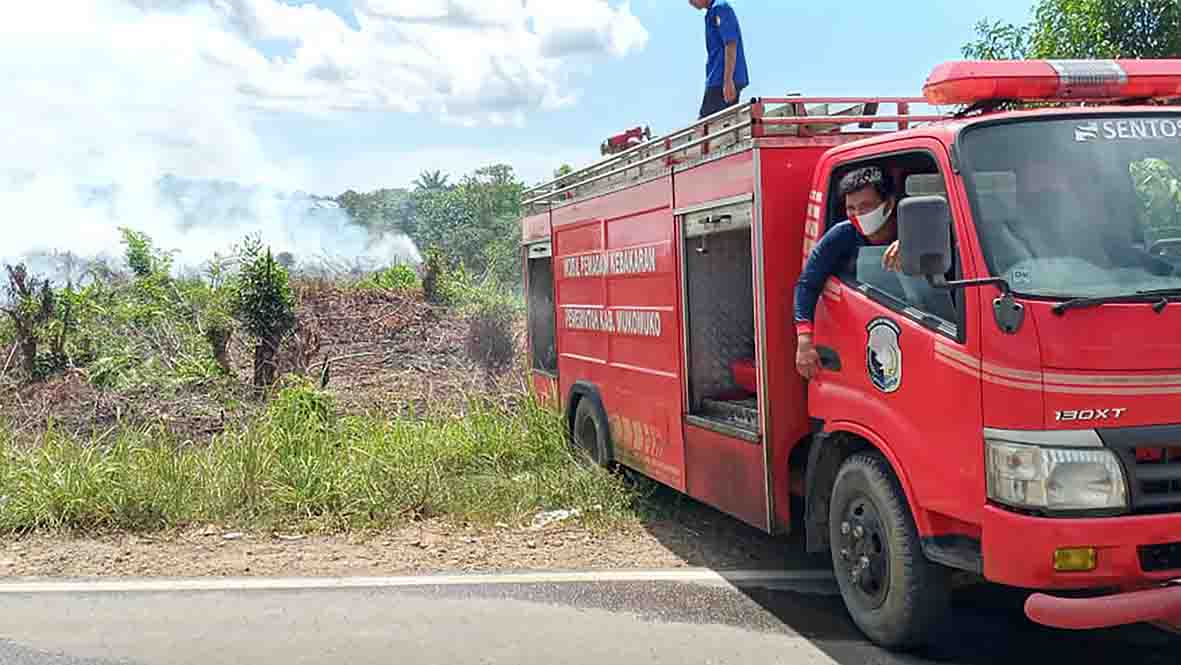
[0,0,648,175]
[0,0,647,272]
[529,0,649,58]
[212,0,649,121]
[2,3,285,186]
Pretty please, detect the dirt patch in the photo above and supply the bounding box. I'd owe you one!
[0,500,828,579]
[282,283,528,419]
[0,369,251,444]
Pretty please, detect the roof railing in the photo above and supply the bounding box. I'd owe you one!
[519,99,758,200]
[521,97,951,213]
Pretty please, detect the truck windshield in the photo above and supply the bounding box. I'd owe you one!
[958,115,1181,299]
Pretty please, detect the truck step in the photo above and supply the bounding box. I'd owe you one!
[699,398,760,433]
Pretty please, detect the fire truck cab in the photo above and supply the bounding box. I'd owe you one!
[519,59,1181,650]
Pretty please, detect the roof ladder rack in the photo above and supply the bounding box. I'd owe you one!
[521,97,950,214]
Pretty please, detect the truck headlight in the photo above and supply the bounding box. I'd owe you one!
[985,439,1128,512]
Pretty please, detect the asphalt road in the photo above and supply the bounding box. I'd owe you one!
[0,570,1174,665]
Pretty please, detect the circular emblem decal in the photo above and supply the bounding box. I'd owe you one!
[866,318,902,394]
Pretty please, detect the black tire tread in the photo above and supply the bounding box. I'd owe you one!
[573,397,609,466]
[829,451,951,651]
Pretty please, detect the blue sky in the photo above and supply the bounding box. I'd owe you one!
[249,0,1037,194]
[5,1,1038,201]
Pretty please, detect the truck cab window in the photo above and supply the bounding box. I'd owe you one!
[960,120,1181,299]
[828,156,960,329]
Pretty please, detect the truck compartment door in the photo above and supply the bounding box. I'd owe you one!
[526,240,558,403]
[677,194,770,530]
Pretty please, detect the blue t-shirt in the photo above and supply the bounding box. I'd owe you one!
[705,0,749,89]
[794,221,866,329]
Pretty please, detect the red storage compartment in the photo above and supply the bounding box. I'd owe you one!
[731,359,757,394]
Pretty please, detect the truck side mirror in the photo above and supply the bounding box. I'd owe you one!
[897,195,952,278]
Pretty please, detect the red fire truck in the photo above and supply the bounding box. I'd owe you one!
[518,59,1181,650]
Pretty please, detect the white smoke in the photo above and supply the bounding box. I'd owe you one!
[0,1,379,280]
[0,0,647,282]
[0,171,423,285]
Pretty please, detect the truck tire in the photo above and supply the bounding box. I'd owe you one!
[572,397,610,467]
[828,451,950,651]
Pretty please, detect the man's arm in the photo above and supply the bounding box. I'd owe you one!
[794,225,854,334]
[793,225,856,378]
[723,42,737,102]
[716,6,740,102]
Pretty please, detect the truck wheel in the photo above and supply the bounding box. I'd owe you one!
[828,451,950,651]
[572,397,610,467]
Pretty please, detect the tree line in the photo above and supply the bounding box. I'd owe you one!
[335,164,570,293]
[962,0,1181,60]
[961,0,1181,245]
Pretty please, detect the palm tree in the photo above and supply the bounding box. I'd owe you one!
[413,170,450,192]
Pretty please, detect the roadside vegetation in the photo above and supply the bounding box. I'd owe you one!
[0,378,635,535]
[0,165,641,536]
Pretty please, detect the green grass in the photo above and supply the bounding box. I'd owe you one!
[0,378,639,536]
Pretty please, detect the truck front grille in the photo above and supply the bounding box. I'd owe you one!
[1132,447,1181,512]
[1099,425,1181,515]
[1139,541,1181,573]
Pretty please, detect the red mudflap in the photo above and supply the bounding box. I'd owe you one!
[1025,583,1181,630]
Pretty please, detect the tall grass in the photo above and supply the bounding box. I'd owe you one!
[0,378,637,535]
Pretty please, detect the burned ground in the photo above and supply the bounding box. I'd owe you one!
[0,279,528,446]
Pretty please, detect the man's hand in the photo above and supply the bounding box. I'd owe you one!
[796,333,821,380]
[882,240,901,272]
[723,78,737,104]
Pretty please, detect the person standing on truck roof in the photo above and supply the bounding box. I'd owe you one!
[689,0,749,119]
[794,166,903,380]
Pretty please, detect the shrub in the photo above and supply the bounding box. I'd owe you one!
[198,253,238,375]
[199,287,236,376]
[421,247,448,304]
[204,325,233,375]
[465,294,519,377]
[1,264,56,378]
[119,228,174,278]
[360,264,419,292]
[267,374,335,434]
[231,236,296,391]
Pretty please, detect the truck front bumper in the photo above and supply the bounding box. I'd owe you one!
[981,504,1181,629]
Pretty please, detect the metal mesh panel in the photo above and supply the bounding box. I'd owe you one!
[528,258,557,372]
[683,228,756,412]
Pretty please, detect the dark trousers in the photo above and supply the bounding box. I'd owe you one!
[698,85,743,119]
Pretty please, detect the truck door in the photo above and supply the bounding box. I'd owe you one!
[810,143,987,556]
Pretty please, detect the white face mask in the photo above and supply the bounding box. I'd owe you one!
[852,200,892,237]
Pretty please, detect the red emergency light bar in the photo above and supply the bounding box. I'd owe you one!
[923,59,1181,106]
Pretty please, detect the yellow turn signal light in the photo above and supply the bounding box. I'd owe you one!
[1054,547,1097,572]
